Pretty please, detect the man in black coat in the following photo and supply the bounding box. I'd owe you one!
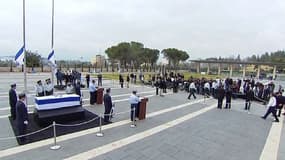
[16,93,28,144]
[217,86,225,109]
[103,88,113,122]
[225,87,232,109]
[86,74,90,88]
[245,87,254,111]
[276,93,285,117]
[9,83,17,120]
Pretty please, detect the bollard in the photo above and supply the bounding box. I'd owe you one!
[96,114,104,137]
[130,107,136,128]
[50,121,61,150]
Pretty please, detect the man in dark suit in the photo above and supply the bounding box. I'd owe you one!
[86,74,90,88]
[245,87,254,111]
[217,86,225,109]
[9,83,17,120]
[16,93,28,144]
[225,87,232,109]
[103,88,112,122]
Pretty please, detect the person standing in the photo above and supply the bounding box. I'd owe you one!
[261,92,279,122]
[44,79,54,96]
[9,83,17,120]
[75,81,81,97]
[276,92,285,117]
[217,86,225,109]
[56,70,63,86]
[155,78,160,96]
[86,74,90,88]
[245,87,254,111]
[97,73,102,86]
[119,74,124,88]
[225,88,232,109]
[16,93,28,144]
[103,88,112,122]
[35,80,45,97]
[129,91,140,122]
[126,74,130,88]
[89,80,97,105]
[188,81,196,99]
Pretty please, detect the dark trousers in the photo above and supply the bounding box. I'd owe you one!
[86,80,90,88]
[90,91,97,105]
[263,106,279,121]
[104,106,112,122]
[245,100,251,110]
[188,89,196,99]
[10,105,16,120]
[17,124,27,144]
[98,79,102,86]
[57,80,62,86]
[120,82,123,88]
[217,98,223,109]
[156,87,159,95]
[45,90,53,96]
[130,104,138,121]
[37,92,45,97]
[225,96,231,108]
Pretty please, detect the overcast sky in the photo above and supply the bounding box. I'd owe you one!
[0,0,284,61]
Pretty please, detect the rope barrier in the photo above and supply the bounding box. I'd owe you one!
[55,116,100,127]
[0,124,53,140]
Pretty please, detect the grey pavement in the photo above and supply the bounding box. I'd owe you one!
[0,73,284,160]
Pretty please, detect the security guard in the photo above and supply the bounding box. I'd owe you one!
[245,87,254,111]
[217,85,225,109]
[89,80,97,105]
[44,79,54,96]
[16,93,28,144]
[35,80,45,97]
[103,88,112,122]
[225,87,232,109]
[9,83,17,120]
[129,91,140,122]
[188,81,196,99]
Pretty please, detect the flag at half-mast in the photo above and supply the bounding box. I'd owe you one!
[48,49,56,67]
[14,45,25,66]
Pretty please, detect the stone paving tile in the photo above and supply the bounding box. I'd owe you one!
[0,97,208,160]
[278,118,285,160]
[93,108,272,160]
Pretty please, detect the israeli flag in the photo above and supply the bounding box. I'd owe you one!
[48,49,56,67]
[14,45,25,66]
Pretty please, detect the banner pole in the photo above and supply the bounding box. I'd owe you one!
[51,0,55,86]
[23,0,27,99]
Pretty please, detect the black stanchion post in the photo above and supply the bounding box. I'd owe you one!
[96,114,104,137]
[50,121,61,150]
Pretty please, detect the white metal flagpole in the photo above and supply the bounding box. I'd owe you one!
[23,0,27,95]
[51,0,55,86]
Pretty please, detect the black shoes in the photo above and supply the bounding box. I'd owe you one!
[261,116,266,119]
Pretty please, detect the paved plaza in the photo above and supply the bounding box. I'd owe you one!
[0,73,284,160]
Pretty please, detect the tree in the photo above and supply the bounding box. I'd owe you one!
[105,41,160,71]
[161,48,189,70]
[26,50,41,67]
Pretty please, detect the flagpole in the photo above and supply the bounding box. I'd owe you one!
[51,0,55,86]
[23,0,27,95]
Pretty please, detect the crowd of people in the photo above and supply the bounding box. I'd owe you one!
[8,71,285,144]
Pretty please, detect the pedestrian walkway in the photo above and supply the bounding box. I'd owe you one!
[0,74,284,160]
